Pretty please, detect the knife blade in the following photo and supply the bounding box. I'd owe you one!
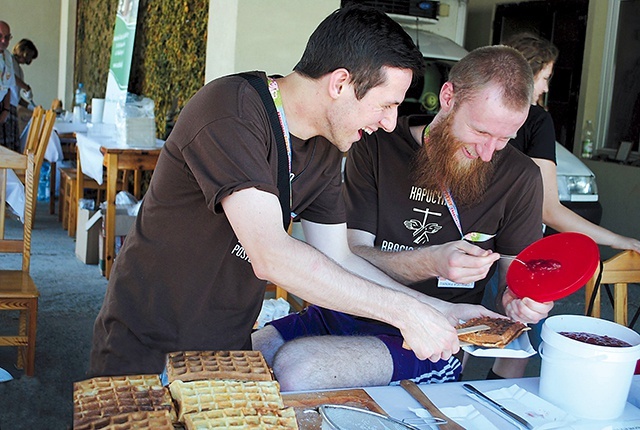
[463,383,534,429]
[400,380,463,430]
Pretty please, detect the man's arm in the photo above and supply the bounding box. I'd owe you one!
[222,187,459,362]
[346,228,498,285]
[301,219,502,324]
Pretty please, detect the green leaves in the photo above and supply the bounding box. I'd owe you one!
[76,0,208,138]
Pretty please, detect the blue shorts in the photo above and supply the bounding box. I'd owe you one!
[268,305,461,384]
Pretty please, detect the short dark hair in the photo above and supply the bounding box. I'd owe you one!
[294,5,424,100]
[13,38,38,59]
[448,45,533,112]
[504,33,558,77]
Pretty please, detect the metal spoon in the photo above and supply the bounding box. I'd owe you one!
[500,255,528,267]
[402,416,448,426]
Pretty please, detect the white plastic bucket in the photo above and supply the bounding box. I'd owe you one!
[539,315,640,420]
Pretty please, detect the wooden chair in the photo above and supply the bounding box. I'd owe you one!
[0,147,40,376]
[49,131,79,216]
[585,250,640,328]
[58,162,125,238]
[14,108,55,229]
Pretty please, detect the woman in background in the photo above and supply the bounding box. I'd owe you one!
[506,33,640,253]
[12,38,38,108]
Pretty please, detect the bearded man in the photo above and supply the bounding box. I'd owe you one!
[252,46,552,390]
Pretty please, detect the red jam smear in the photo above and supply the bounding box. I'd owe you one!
[526,259,562,273]
[560,331,632,347]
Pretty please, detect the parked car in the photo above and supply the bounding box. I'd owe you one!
[398,29,602,229]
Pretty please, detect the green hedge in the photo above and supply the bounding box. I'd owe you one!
[75,0,208,138]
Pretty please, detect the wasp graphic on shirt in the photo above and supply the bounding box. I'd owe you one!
[404,186,445,245]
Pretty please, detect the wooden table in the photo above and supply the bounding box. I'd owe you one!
[365,375,640,429]
[75,132,162,279]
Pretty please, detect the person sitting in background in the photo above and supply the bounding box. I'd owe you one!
[505,33,640,253]
[0,20,19,152]
[253,46,553,390]
[12,38,38,108]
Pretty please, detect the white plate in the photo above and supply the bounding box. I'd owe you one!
[462,332,537,358]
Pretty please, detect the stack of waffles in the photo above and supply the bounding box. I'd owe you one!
[73,374,176,429]
[166,350,298,429]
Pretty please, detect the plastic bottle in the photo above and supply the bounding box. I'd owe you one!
[37,161,50,202]
[581,120,594,158]
[74,83,87,122]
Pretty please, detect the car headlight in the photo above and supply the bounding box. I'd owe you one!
[557,175,598,201]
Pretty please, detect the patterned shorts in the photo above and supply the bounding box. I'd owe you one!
[269,305,461,384]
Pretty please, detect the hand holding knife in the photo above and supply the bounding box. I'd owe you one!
[463,383,534,429]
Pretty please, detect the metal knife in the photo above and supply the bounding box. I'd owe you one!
[401,380,463,430]
[463,383,534,429]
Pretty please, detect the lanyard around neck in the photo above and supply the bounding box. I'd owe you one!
[422,126,464,239]
[267,77,293,215]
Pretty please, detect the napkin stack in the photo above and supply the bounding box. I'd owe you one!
[119,117,156,148]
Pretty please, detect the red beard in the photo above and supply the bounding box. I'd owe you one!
[411,113,497,207]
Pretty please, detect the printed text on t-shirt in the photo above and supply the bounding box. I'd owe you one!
[409,186,445,205]
[231,243,251,263]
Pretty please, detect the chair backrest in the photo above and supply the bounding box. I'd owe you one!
[0,148,36,272]
[24,106,45,155]
[599,251,640,284]
[29,109,56,213]
[585,250,640,326]
[51,98,62,112]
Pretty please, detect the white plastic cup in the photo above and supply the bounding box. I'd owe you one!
[91,98,105,124]
[539,315,640,420]
[72,106,82,124]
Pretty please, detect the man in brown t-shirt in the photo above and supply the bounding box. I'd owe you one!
[90,5,496,378]
[256,46,554,390]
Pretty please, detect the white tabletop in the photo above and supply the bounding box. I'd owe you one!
[53,119,88,135]
[4,168,26,222]
[75,129,164,184]
[365,376,640,429]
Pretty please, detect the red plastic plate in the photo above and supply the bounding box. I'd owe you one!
[506,232,600,302]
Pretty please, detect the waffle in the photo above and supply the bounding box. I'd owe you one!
[169,379,284,422]
[456,317,530,348]
[183,407,298,429]
[73,375,177,427]
[165,350,273,383]
[73,410,174,430]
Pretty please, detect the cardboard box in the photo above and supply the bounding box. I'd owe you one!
[75,207,100,264]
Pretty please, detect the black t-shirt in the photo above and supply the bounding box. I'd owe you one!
[344,116,543,304]
[509,104,557,164]
[92,72,345,374]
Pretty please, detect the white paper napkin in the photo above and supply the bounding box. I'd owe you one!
[471,384,576,429]
[409,405,498,430]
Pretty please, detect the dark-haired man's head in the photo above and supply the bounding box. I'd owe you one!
[294,5,424,100]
